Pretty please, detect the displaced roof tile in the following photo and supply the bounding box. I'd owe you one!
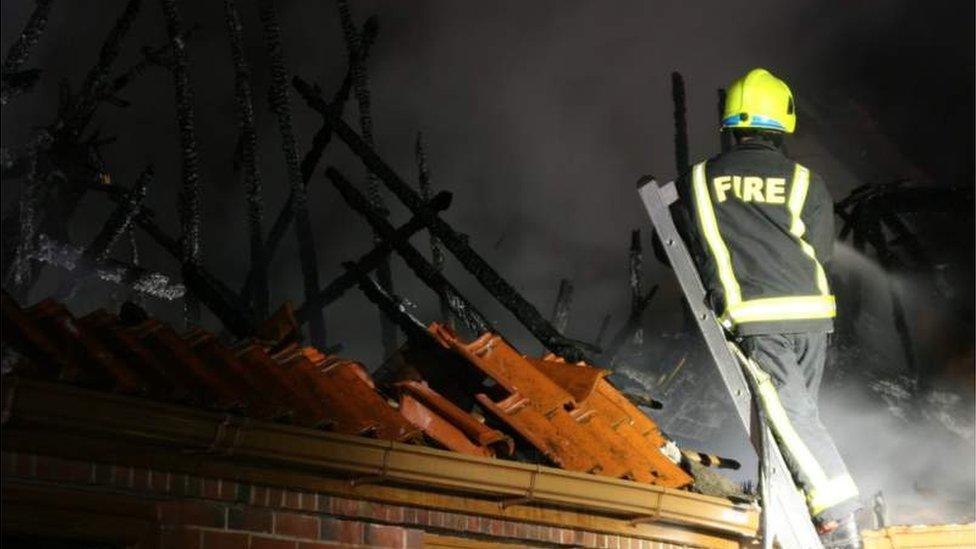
[428,323,692,488]
[396,380,513,457]
[1,293,692,489]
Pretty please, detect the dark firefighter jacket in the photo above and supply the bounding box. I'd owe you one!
[672,138,835,335]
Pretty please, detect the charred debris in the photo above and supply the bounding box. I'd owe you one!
[1,0,620,367]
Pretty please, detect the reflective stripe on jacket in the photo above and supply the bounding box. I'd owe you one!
[675,139,835,335]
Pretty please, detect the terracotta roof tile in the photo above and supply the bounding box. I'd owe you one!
[1,292,420,442]
[1,292,692,488]
[426,323,693,488]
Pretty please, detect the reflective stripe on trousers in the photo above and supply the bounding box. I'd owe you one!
[738,333,860,520]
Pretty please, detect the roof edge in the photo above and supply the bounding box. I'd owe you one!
[1,378,758,539]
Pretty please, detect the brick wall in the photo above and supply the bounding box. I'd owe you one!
[1,451,696,548]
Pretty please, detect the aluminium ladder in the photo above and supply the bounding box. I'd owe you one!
[638,178,823,549]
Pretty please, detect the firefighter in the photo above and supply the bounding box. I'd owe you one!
[672,68,861,547]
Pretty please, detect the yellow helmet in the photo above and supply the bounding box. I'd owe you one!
[722,68,796,134]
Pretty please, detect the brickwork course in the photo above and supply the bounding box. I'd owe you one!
[2,451,704,548]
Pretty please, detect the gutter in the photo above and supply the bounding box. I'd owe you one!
[1,379,758,538]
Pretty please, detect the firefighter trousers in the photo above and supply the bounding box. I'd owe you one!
[739,332,861,523]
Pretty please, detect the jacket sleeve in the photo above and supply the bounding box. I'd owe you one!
[801,171,835,266]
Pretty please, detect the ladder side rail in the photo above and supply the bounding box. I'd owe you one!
[637,179,753,430]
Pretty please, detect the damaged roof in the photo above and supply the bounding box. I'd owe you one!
[0,291,691,489]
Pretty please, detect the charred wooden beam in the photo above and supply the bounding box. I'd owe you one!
[717,88,732,153]
[125,225,140,303]
[1,68,41,107]
[258,0,325,347]
[240,16,378,303]
[295,191,453,321]
[416,131,453,329]
[1,0,54,106]
[224,0,268,320]
[85,165,153,263]
[4,0,142,297]
[30,234,184,301]
[669,77,702,329]
[326,167,493,336]
[159,0,204,323]
[6,141,45,298]
[127,226,139,265]
[65,0,143,136]
[2,0,54,74]
[86,188,259,338]
[628,229,647,347]
[337,0,382,209]
[293,76,590,362]
[629,229,643,315]
[3,130,58,300]
[337,0,398,357]
[671,72,689,178]
[345,262,431,344]
[103,26,199,104]
[0,134,43,178]
[54,165,153,299]
[181,261,258,339]
[550,278,574,334]
[134,211,256,337]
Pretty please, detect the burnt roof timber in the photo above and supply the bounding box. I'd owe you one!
[294,76,592,363]
[239,16,378,304]
[326,167,493,336]
[295,190,453,321]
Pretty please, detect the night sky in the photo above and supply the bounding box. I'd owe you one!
[2,0,974,522]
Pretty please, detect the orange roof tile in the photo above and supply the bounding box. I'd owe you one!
[1,292,692,489]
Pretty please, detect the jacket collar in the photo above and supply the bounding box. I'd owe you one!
[732,137,782,152]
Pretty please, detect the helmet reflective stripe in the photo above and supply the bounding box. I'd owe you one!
[722,68,796,134]
[730,344,859,516]
[721,113,786,131]
[691,161,836,325]
[745,114,787,131]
